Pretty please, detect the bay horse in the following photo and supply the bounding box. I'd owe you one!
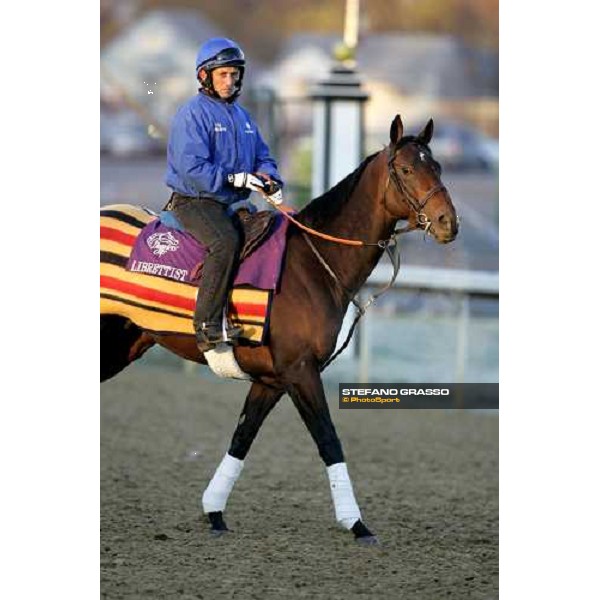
[100,115,458,545]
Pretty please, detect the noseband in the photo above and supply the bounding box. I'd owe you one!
[387,145,446,234]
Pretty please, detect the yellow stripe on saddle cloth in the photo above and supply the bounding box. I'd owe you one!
[100,205,271,343]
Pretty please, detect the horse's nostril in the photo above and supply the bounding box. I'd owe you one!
[438,214,447,224]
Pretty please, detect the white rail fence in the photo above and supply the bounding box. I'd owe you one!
[343,265,499,383]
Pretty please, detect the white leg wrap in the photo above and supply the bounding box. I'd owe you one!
[327,462,362,529]
[202,453,244,514]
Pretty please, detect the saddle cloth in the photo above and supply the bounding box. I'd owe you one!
[125,209,285,289]
[100,205,290,344]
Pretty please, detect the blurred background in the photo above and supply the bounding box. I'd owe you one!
[100,0,499,384]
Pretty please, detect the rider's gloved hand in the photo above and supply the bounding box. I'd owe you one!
[262,179,283,205]
[266,188,283,205]
[227,172,265,193]
[262,179,280,195]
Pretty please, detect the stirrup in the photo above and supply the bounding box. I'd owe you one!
[225,323,242,341]
[197,322,241,352]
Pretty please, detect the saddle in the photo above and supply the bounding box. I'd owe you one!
[183,209,276,283]
[125,206,288,292]
[233,209,276,261]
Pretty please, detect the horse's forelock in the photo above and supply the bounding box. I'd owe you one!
[395,135,432,154]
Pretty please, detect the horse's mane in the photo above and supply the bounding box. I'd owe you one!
[298,151,380,229]
[297,136,435,229]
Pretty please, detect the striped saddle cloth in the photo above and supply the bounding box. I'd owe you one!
[100,204,289,344]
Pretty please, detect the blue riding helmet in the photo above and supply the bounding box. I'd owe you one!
[196,38,246,98]
[196,38,245,71]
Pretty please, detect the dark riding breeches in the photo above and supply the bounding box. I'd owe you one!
[169,195,241,332]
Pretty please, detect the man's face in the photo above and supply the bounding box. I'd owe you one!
[200,67,240,99]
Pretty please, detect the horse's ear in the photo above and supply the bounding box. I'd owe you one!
[417,118,434,145]
[390,114,404,145]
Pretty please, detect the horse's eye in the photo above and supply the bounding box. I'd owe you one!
[401,167,412,176]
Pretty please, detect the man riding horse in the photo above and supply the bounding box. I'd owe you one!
[164,37,284,352]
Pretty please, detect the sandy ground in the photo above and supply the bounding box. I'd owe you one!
[101,366,498,599]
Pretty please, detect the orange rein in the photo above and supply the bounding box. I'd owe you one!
[261,195,366,247]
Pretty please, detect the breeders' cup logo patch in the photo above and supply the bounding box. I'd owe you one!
[245,121,254,134]
[147,231,180,256]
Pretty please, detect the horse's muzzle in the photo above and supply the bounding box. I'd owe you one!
[432,215,459,244]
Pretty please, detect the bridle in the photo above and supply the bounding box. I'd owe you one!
[262,142,452,371]
[264,142,447,246]
[386,143,447,236]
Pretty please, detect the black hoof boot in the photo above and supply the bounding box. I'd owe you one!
[352,520,379,546]
[207,511,230,536]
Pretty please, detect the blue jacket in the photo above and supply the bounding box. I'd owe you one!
[165,92,283,207]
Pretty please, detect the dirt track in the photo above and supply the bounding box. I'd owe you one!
[101,366,498,599]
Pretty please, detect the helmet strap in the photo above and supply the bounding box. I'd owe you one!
[198,68,216,95]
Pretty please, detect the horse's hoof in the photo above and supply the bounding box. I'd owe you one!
[352,520,379,545]
[355,534,379,546]
[207,510,229,535]
[209,528,230,537]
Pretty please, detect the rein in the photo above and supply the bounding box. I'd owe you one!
[264,192,401,371]
[264,202,381,247]
[264,143,446,245]
[261,143,446,371]
[303,232,402,372]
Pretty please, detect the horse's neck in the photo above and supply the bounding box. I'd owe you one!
[311,152,401,297]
